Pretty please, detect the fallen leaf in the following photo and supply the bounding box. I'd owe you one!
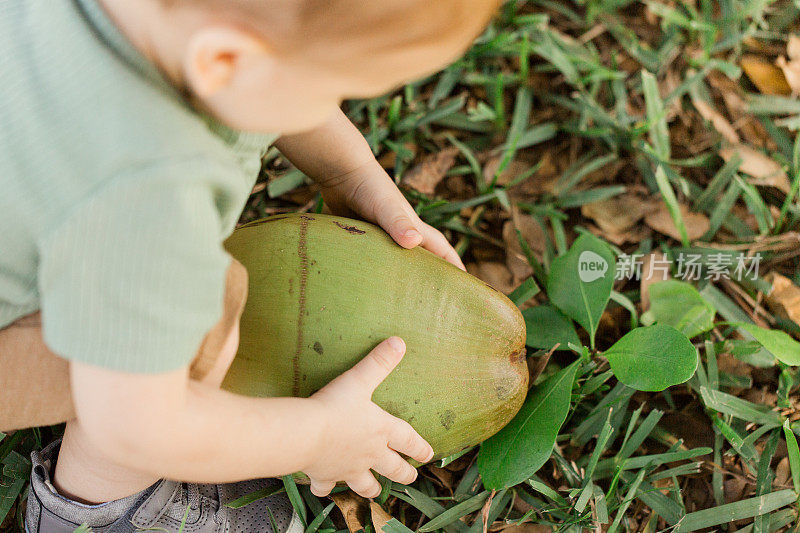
[369,501,393,533]
[425,465,455,491]
[724,477,750,504]
[640,252,671,311]
[466,262,515,294]
[496,524,554,533]
[690,95,740,144]
[644,203,710,242]
[519,152,559,196]
[402,147,459,195]
[330,491,367,533]
[706,71,767,147]
[742,387,777,407]
[586,222,651,246]
[480,491,495,533]
[502,207,546,284]
[741,55,792,95]
[483,157,533,188]
[581,193,658,235]
[731,204,762,233]
[717,350,753,389]
[720,144,791,194]
[775,457,791,487]
[764,272,800,327]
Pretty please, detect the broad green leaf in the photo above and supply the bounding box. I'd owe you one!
[603,324,697,391]
[521,305,580,351]
[647,280,715,338]
[477,361,579,489]
[735,323,800,365]
[547,233,615,348]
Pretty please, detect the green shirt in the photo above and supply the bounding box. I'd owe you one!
[0,0,279,372]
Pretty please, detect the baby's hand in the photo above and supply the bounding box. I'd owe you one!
[304,336,434,498]
[320,161,466,270]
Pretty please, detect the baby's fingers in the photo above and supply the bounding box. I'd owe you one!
[346,473,382,499]
[386,417,434,464]
[418,223,466,271]
[345,337,406,396]
[374,451,418,485]
[310,479,336,497]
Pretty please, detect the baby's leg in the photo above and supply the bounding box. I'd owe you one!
[52,258,248,504]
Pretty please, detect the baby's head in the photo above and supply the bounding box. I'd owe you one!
[130,0,502,133]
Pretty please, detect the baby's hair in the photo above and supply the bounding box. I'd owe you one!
[160,0,503,62]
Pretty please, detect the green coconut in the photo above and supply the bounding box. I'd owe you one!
[221,213,528,459]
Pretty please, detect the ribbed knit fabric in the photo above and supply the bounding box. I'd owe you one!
[0,0,279,372]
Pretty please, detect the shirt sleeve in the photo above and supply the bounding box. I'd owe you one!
[37,161,234,373]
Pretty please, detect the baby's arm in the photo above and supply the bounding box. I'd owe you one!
[69,336,432,498]
[274,109,465,269]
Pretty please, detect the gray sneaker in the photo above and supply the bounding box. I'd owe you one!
[25,439,304,533]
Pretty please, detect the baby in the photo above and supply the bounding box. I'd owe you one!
[0,0,501,531]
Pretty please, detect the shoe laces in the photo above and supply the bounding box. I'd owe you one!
[179,482,203,511]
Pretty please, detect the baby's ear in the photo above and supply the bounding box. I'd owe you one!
[184,26,270,98]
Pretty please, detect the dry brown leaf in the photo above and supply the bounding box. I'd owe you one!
[640,252,671,311]
[586,222,651,246]
[483,158,532,188]
[502,207,545,284]
[402,147,459,195]
[775,457,791,487]
[742,387,777,407]
[521,152,560,196]
[741,55,792,95]
[330,491,367,533]
[719,144,791,193]
[581,193,657,236]
[717,350,753,388]
[706,71,768,146]
[369,501,393,533]
[496,524,554,533]
[731,204,762,233]
[724,477,750,504]
[466,262,515,294]
[644,203,710,242]
[425,465,455,491]
[690,95,740,144]
[764,272,800,327]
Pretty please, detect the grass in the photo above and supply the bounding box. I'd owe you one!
[3,0,800,530]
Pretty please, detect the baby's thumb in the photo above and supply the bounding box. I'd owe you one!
[349,337,406,396]
[387,218,424,249]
